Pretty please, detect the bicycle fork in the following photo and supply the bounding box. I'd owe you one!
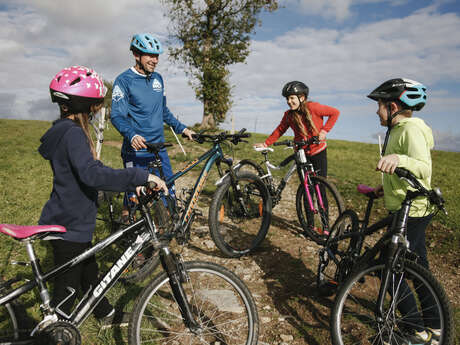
[159,247,201,333]
[375,235,407,323]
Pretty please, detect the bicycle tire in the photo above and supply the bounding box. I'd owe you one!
[331,259,454,345]
[317,210,360,296]
[0,302,34,344]
[235,159,266,177]
[296,175,345,244]
[209,171,272,257]
[128,261,259,345]
[119,200,171,283]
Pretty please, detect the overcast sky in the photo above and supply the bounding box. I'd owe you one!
[1,0,459,152]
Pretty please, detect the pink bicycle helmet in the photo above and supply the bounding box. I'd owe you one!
[50,66,105,114]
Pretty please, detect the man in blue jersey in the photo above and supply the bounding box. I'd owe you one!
[111,33,194,220]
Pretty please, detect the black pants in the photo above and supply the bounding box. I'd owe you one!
[308,148,327,177]
[50,240,112,318]
[383,214,440,331]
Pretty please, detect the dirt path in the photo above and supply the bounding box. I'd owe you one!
[171,169,459,345]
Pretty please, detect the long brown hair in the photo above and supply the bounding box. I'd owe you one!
[290,100,318,138]
[59,105,97,159]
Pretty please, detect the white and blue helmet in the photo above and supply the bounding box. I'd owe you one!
[130,33,163,54]
[368,78,427,111]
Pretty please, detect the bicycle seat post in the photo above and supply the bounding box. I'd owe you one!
[24,239,52,311]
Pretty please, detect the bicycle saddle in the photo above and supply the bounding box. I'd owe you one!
[253,147,274,153]
[146,142,173,154]
[0,224,66,239]
[357,184,375,196]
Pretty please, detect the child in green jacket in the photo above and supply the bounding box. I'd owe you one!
[368,78,440,344]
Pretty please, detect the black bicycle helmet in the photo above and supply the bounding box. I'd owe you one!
[282,81,309,98]
[367,78,426,111]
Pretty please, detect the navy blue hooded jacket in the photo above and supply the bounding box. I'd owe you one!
[38,118,149,242]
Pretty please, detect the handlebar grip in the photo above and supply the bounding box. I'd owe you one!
[273,140,291,146]
[394,167,411,178]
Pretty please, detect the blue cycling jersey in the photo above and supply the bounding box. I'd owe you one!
[111,67,186,156]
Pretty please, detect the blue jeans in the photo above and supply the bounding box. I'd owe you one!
[122,149,175,209]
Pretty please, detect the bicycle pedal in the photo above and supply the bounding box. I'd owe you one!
[11,260,29,266]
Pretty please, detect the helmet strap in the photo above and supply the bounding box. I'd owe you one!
[381,104,406,156]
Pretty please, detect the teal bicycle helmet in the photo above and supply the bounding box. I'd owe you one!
[368,78,426,111]
[130,33,163,54]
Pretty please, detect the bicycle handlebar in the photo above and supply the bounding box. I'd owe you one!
[394,168,446,214]
[191,128,251,145]
[273,136,320,148]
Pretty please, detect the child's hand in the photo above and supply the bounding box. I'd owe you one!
[319,129,327,141]
[146,174,169,195]
[376,154,399,174]
[254,142,267,149]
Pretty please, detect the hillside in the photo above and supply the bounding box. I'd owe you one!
[0,118,459,344]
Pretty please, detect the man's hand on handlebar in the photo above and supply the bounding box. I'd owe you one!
[182,128,195,141]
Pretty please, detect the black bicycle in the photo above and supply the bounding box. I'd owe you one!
[322,168,454,345]
[0,183,259,344]
[234,137,344,243]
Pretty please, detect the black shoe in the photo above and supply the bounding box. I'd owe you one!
[99,308,130,329]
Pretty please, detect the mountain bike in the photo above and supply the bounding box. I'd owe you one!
[146,129,272,259]
[324,168,454,345]
[233,137,344,243]
[0,183,259,345]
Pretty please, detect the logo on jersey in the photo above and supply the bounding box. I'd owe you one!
[112,85,124,102]
[152,78,162,92]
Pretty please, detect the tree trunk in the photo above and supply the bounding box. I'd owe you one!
[201,99,215,128]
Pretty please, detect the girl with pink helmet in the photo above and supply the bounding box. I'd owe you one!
[40,66,167,321]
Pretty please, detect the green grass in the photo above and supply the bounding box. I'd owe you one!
[0,118,459,344]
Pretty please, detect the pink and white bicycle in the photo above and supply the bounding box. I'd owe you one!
[234,136,344,244]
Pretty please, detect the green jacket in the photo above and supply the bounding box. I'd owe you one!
[383,117,434,217]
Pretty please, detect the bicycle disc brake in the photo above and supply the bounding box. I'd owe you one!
[36,320,81,345]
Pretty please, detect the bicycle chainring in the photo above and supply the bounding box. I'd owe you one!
[36,320,81,345]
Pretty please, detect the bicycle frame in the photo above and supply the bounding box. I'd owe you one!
[1,195,202,335]
[164,142,233,232]
[0,219,151,328]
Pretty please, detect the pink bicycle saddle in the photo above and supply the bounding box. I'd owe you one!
[0,224,66,239]
[357,184,375,195]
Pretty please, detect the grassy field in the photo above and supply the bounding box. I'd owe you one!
[0,118,459,343]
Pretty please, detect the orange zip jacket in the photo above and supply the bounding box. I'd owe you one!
[264,102,340,155]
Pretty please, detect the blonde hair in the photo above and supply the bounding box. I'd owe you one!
[59,105,97,159]
[290,101,318,137]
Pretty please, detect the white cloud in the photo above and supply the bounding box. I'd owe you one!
[1,1,459,151]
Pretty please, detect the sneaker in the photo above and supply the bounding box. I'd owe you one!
[404,330,432,345]
[99,308,130,329]
[382,329,432,345]
[428,328,440,345]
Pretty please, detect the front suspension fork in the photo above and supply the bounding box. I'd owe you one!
[159,247,200,331]
[375,237,403,323]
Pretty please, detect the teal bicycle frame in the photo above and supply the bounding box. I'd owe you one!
[164,142,233,231]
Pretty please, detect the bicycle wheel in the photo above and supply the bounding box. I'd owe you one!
[209,171,272,257]
[0,302,34,344]
[317,210,360,296]
[119,200,171,283]
[235,159,266,177]
[296,175,344,243]
[128,261,259,345]
[331,259,454,345]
